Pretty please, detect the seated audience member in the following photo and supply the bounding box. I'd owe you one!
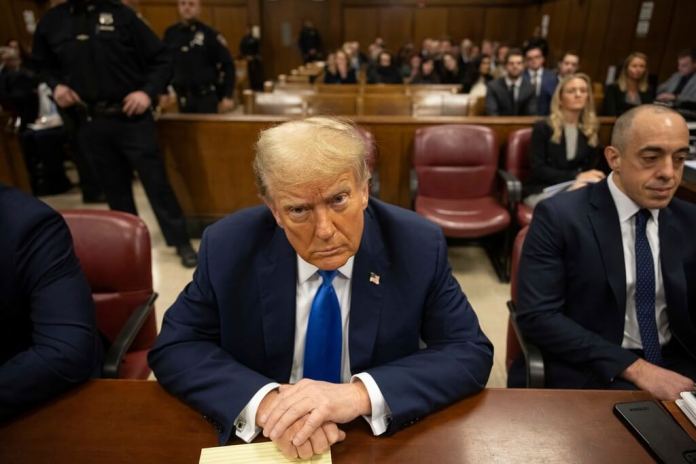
[485,49,536,116]
[462,54,493,99]
[458,38,474,75]
[656,48,696,108]
[603,52,655,116]
[439,52,464,85]
[403,54,422,84]
[323,50,357,84]
[367,51,403,84]
[511,105,696,399]
[0,184,102,419]
[524,73,605,208]
[149,117,493,460]
[537,51,580,117]
[410,57,440,85]
[490,44,509,79]
[525,45,556,115]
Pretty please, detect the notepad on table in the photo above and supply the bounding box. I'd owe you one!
[199,441,332,464]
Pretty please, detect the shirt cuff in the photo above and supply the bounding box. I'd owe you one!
[234,382,280,443]
[352,372,391,436]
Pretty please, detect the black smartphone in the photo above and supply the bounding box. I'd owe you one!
[614,400,696,463]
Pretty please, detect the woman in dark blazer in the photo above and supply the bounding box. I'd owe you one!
[525,73,605,206]
[603,52,655,116]
[323,49,357,84]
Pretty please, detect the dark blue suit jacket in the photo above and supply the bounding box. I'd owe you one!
[516,179,696,388]
[149,199,493,443]
[0,185,102,419]
[525,68,557,116]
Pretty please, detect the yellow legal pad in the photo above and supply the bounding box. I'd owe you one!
[199,441,332,463]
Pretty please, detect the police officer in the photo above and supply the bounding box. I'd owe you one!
[31,0,198,268]
[239,25,263,91]
[164,0,235,114]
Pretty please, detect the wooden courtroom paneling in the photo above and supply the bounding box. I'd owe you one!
[413,7,449,47]
[343,8,379,53]
[378,7,413,51]
[138,3,180,38]
[447,7,485,45]
[156,114,616,231]
[483,7,522,44]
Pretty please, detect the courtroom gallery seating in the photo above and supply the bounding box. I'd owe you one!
[62,210,158,380]
[505,226,545,387]
[412,124,518,281]
[505,127,533,227]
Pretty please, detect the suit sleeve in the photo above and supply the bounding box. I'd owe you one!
[485,83,500,115]
[364,230,493,433]
[516,200,638,382]
[0,212,101,419]
[148,230,275,445]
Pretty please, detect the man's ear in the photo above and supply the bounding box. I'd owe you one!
[604,146,621,172]
[360,181,369,210]
[263,197,283,228]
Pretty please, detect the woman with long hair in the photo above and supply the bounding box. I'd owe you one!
[323,49,357,84]
[524,73,606,207]
[603,52,655,115]
[462,54,493,98]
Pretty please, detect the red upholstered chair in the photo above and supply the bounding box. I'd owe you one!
[506,226,544,387]
[505,128,533,227]
[62,210,158,379]
[413,124,519,281]
[357,126,380,197]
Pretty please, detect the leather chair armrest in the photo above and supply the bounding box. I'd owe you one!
[102,292,158,379]
[497,169,522,210]
[409,169,418,207]
[507,300,545,388]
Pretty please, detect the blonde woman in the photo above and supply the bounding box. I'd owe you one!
[603,52,655,116]
[524,73,606,207]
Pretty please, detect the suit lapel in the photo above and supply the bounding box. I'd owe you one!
[588,180,626,313]
[257,225,297,382]
[349,205,389,374]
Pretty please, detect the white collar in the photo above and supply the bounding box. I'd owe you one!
[297,254,355,284]
[607,172,659,223]
[505,76,522,87]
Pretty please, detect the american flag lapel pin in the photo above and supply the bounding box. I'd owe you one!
[369,272,380,285]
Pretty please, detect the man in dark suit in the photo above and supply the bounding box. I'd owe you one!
[485,49,536,116]
[149,117,493,460]
[0,185,102,419]
[538,51,580,117]
[512,105,696,399]
[524,45,557,115]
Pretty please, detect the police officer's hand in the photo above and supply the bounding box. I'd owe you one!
[122,91,151,116]
[53,84,82,108]
[218,97,235,113]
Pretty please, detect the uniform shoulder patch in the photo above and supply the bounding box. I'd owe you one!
[217,34,228,47]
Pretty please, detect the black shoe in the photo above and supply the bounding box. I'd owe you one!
[176,244,198,268]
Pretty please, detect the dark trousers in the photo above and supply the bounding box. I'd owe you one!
[178,93,218,114]
[19,127,72,196]
[79,111,189,246]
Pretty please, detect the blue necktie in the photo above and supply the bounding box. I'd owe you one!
[303,270,342,382]
[634,209,663,365]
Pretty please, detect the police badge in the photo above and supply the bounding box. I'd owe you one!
[98,12,115,32]
[192,31,205,47]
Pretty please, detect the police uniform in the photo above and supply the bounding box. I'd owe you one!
[163,20,235,113]
[239,32,263,91]
[32,0,196,264]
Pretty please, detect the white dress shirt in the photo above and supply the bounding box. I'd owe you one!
[529,68,543,96]
[607,173,671,350]
[504,76,523,102]
[234,255,391,442]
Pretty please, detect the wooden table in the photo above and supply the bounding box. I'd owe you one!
[2,380,693,463]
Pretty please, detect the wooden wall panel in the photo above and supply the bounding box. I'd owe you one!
[210,5,248,55]
[413,7,448,47]
[483,7,521,44]
[0,1,21,47]
[577,0,612,82]
[447,7,485,45]
[139,4,180,38]
[599,0,642,81]
[378,7,413,51]
[343,7,379,52]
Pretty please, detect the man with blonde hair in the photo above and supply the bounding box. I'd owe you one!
[150,117,493,459]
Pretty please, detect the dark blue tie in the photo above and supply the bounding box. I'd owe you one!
[634,209,663,365]
[303,270,342,382]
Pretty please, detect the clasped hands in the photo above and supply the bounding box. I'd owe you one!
[256,379,371,460]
